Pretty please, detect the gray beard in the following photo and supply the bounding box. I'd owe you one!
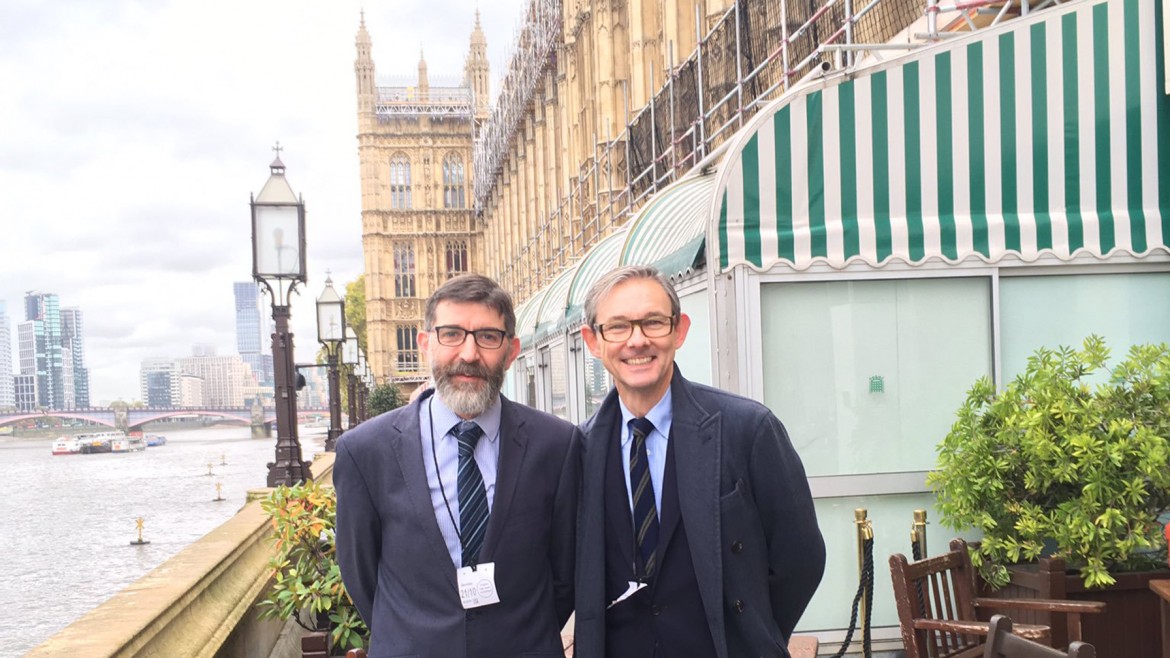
[433,361,505,418]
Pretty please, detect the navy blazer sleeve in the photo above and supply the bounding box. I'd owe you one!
[335,436,379,625]
[751,411,826,639]
[551,427,583,626]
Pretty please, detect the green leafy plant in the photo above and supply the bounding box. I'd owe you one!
[369,381,404,417]
[258,481,367,652]
[928,335,1170,589]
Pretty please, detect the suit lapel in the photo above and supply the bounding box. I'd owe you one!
[669,372,725,637]
[389,390,459,591]
[480,398,527,561]
[656,431,681,560]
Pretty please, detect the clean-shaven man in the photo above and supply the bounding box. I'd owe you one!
[336,274,580,658]
[574,265,825,658]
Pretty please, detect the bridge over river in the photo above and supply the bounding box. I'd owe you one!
[0,406,328,432]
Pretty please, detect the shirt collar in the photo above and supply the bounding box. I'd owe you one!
[619,387,673,449]
[430,392,502,443]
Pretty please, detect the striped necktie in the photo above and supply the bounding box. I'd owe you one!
[455,420,489,567]
[629,417,659,580]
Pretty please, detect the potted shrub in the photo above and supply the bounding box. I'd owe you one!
[258,481,368,656]
[929,335,1170,588]
[927,336,1170,656]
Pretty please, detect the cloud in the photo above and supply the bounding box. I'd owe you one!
[1,0,528,403]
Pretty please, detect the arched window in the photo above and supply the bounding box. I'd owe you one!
[442,154,465,209]
[393,243,415,297]
[390,155,412,209]
[396,325,419,372]
[445,240,468,278]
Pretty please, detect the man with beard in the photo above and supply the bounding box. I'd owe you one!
[335,274,580,658]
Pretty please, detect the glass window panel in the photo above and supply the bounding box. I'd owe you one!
[550,342,568,419]
[582,352,611,418]
[999,272,1170,381]
[676,291,712,386]
[761,278,992,477]
[798,494,980,633]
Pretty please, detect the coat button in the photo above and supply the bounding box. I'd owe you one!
[652,605,662,616]
[734,599,745,613]
[731,541,744,553]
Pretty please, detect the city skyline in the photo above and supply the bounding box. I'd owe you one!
[0,0,528,403]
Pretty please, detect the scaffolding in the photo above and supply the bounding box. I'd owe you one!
[474,0,1076,301]
[375,85,475,120]
[472,0,562,202]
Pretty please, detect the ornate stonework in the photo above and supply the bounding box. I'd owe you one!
[355,14,486,386]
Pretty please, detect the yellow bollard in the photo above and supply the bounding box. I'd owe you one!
[855,508,874,645]
[130,516,150,545]
[910,509,928,560]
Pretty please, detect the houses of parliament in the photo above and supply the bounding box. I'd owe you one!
[354,0,921,389]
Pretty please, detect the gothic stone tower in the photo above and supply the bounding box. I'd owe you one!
[356,12,489,392]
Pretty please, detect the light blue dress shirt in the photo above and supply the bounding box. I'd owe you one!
[619,388,672,516]
[419,394,502,568]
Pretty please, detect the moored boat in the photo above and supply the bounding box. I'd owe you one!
[76,431,123,454]
[111,435,146,453]
[51,436,82,456]
[144,434,167,447]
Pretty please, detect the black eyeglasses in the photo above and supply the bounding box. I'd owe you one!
[432,325,510,349]
[594,316,676,343]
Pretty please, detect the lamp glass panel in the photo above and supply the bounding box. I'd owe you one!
[317,300,345,342]
[344,336,359,365]
[254,205,302,277]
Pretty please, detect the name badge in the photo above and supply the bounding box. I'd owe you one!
[457,562,500,609]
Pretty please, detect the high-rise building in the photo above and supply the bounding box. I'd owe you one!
[176,348,252,408]
[61,307,90,408]
[139,358,181,407]
[234,282,273,386]
[13,373,37,412]
[0,301,13,409]
[24,291,65,409]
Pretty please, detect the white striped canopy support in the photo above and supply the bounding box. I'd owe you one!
[714,0,1170,272]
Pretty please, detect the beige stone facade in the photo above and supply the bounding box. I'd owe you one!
[357,0,923,385]
[354,13,490,389]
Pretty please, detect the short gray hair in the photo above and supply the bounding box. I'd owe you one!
[583,265,680,327]
[424,274,516,336]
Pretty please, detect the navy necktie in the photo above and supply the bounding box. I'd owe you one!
[455,420,488,566]
[629,417,659,580]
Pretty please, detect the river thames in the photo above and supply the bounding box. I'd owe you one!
[1,424,328,657]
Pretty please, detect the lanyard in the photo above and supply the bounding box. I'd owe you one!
[428,397,478,569]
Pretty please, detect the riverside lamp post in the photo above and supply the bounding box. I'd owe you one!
[357,352,369,422]
[250,146,311,487]
[343,327,359,429]
[315,275,345,452]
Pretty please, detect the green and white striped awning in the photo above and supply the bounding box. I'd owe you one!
[514,286,549,346]
[715,0,1170,272]
[533,263,580,341]
[565,229,629,326]
[621,174,715,278]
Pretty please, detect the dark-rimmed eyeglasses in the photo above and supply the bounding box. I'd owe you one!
[593,316,675,343]
[432,325,509,349]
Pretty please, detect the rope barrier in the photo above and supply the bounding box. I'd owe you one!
[830,535,875,658]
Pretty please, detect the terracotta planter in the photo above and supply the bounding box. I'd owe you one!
[978,555,1170,658]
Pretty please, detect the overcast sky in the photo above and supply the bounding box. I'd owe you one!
[0,0,528,404]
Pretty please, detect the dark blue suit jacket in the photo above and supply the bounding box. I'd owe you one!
[335,390,580,658]
[574,366,826,658]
